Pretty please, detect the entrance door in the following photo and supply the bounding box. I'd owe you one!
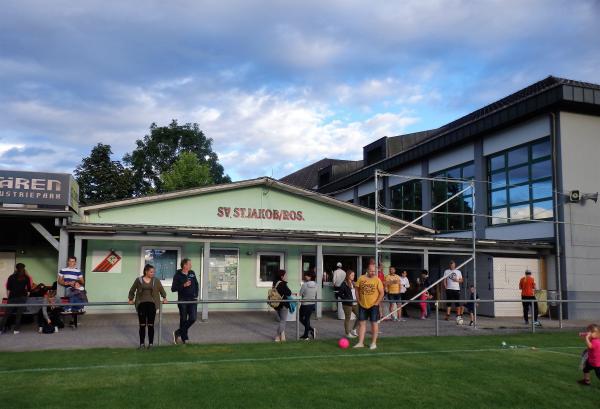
[493,257,540,317]
[0,252,16,299]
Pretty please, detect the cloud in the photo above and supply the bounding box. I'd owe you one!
[0,0,599,180]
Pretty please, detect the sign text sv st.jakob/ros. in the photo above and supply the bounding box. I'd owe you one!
[217,206,305,221]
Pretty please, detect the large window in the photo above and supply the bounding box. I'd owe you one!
[142,247,181,283]
[389,180,422,223]
[431,162,474,231]
[257,252,285,287]
[208,249,238,300]
[488,138,553,225]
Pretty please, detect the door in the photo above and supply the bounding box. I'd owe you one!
[493,257,540,317]
[0,252,16,299]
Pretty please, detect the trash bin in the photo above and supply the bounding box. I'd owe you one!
[547,290,559,320]
[536,289,548,316]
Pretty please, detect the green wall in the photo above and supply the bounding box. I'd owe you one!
[85,185,392,235]
[84,239,376,313]
[16,242,57,286]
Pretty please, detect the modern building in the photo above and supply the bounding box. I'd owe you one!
[282,76,600,319]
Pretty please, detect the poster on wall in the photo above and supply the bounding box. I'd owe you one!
[91,250,123,273]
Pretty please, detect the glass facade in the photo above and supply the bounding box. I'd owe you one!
[488,138,553,224]
[431,162,475,231]
[389,180,422,223]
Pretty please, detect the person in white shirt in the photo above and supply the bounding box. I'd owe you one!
[332,262,346,300]
[399,270,411,320]
[443,260,463,320]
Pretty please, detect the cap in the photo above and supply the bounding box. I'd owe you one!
[525,269,532,275]
[336,262,342,268]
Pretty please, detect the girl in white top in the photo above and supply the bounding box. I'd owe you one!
[399,270,411,320]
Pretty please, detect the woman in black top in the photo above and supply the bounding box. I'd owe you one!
[338,270,359,338]
[273,269,292,342]
[0,263,32,334]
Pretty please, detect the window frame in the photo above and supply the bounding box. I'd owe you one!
[487,137,554,226]
[140,246,182,286]
[430,161,475,232]
[256,251,286,288]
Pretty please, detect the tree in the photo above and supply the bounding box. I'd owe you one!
[161,152,213,191]
[123,120,231,195]
[74,143,135,204]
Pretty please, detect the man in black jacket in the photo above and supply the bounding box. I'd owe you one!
[171,258,199,344]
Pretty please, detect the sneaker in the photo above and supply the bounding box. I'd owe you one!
[369,343,377,350]
[534,321,542,327]
[146,344,153,350]
[577,379,591,386]
[420,317,426,320]
[54,327,59,333]
[274,336,281,342]
[300,336,309,340]
[469,321,474,326]
[281,332,286,342]
[38,327,43,333]
[172,330,180,345]
[444,315,450,321]
[137,344,145,350]
[392,317,398,322]
[353,343,365,348]
[351,329,358,337]
[346,333,357,339]
[400,318,407,322]
[13,330,20,334]
[311,328,317,340]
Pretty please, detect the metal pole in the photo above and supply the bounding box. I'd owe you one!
[471,181,477,328]
[375,170,379,266]
[296,302,300,340]
[435,301,439,337]
[158,302,163,346]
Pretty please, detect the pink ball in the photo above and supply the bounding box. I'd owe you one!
[338,337,350,349]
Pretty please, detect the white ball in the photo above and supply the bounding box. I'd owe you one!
[456,317,464,325]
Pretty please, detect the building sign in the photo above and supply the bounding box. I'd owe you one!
[91,250,123,273]
[217,206,305,221]
[0,170,79,210]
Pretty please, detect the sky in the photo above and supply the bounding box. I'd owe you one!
[1,0,599,181]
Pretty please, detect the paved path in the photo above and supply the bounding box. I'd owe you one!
[0,310,587,352]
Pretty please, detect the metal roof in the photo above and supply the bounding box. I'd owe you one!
[318,76,600,193]
[67,222,552,252]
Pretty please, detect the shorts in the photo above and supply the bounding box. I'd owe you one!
[388,293,401,302]
[465,303,475,313]
[446,289,461,307]
[358,305,380,322]
[583,360,600,378]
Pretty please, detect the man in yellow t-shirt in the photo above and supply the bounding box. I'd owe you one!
[354,263,385,350]
[385,267,402,321]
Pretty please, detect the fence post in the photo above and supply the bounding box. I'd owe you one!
[158,302,163,346]
[296,301,300,340]
[435,301,439,337]
[531,300,535,334]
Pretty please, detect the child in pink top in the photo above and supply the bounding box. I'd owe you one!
[578,323,600,386]
[419,290,431,319]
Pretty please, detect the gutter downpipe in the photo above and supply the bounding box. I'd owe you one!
[550,112,564,328]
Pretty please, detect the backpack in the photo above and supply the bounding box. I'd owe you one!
[267,281,283,309]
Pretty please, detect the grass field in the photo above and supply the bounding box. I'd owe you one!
[0,332,596,409]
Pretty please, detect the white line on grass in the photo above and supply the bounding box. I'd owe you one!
[0,346,584,375]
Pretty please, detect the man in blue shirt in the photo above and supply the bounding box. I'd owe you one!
[171,258,199,344]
